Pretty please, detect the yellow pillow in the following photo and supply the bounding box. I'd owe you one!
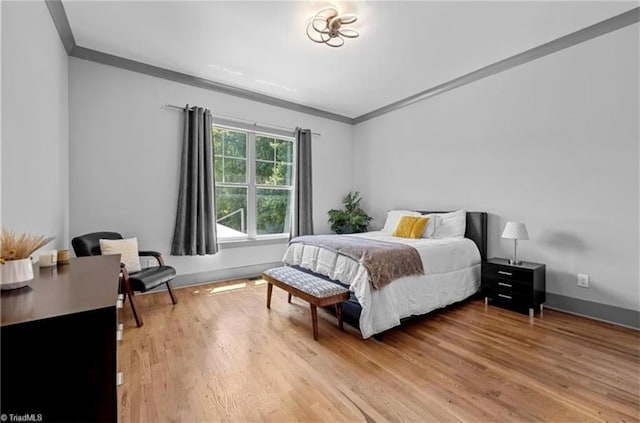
[410,217,430,238]
[393,216,430,239]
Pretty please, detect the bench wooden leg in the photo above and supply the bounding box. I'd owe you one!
[267,283,273,309]
[310,304,318,341]
[336,302,344,331]
[287,293,292,303]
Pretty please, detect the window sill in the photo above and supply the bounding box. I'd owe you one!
[218,235,289,249]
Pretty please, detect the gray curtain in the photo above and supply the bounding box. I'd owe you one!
[291,128,314,238]
[171,105,218,255]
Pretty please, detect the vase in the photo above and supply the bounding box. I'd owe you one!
[0,258,34,290]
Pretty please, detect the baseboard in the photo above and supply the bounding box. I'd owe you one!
[545,293,639,330]
[143,261,283,293]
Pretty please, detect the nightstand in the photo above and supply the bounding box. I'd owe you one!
[482,258,546,318]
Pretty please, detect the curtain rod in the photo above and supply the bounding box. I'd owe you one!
[164,104,321,137]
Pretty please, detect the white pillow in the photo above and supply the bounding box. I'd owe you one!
[421,213,440,238]
[99,237,142,272]
[433,210,466,238]
[382,210,421,233]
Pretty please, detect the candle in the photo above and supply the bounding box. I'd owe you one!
[39,250,57,267]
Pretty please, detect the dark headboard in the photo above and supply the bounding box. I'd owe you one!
[418,211,487,261]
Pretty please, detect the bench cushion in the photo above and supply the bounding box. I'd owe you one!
[264,267,348,298]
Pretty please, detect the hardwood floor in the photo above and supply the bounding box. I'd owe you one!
[117,279,640,422]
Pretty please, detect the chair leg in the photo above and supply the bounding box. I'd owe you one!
[124,279,143,327]
[166,280,178,305]
[287,293,292,303]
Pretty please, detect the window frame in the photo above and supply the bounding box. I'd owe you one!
[213,122,295,243]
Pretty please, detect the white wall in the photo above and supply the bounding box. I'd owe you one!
[69,58,353,278]
[353,24,639,311]
[1,1,69,248]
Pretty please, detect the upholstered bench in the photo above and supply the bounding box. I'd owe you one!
[262,266,350,341]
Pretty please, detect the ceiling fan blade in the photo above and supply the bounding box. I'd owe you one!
[338,14,358,25]
[338,28,359,39]
[325,35,344,48]
[317,7,339,19]
[311,17,331,34]
[306,22,328,43]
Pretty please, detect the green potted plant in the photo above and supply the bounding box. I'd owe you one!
[327,192,373,234]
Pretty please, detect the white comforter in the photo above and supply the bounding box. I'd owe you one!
[282,231,481,338]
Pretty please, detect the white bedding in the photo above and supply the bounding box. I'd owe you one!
[282,231,481,338]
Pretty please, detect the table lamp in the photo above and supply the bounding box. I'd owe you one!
[502,222,529,265]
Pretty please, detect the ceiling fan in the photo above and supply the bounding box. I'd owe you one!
[306,7,359,48]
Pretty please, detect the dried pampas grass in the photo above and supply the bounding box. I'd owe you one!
[0,229,54,262]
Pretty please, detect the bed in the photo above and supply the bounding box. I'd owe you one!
[282,211,487,338]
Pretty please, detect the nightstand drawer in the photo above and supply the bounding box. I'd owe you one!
[483,278,531,296]
[484,287,530,306]
[482,263,531,282]
[482,258,546,316]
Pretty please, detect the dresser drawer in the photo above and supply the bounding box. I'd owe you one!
[482,263,531,283]
[483,278,531,296]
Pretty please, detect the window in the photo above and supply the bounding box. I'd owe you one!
[214,126,294,240]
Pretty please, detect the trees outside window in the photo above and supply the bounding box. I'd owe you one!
[214,127,294,239]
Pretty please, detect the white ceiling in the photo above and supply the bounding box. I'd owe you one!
[63,1,636,119]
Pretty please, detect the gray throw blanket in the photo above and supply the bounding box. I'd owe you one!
[289,235,424,289]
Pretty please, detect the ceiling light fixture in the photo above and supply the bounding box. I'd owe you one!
[306,7,359,48]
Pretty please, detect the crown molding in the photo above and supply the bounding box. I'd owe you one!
[69,46,354,124]
[45,1,639,126]
[353,7,639,124]
[44,0,355,124]
[44,0,75,54]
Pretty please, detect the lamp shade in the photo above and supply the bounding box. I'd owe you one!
[502,222,529,240]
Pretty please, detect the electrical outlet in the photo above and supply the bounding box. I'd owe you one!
[577,274,590,288]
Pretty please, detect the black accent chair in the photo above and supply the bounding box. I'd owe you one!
[71,232,177,327]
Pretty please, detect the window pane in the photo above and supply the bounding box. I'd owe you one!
[213,128,223,154]
[255,162,292,186]
[275,140,293,163]
[223,158,246,183]
[223,131,247,157]
[277,163,292,186]
[255,161,274,185]
[255,136,276,161]
[257,188,291,235]
[214,156,223,182]
[215,186,247,237]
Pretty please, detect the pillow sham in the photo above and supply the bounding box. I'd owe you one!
[421,213,440,238]
[382,210,421,233]
[433,209,466,238]
[392,216,430,238]
[99,237,142,272]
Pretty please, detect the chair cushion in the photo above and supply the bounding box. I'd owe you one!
[129,265,176,292]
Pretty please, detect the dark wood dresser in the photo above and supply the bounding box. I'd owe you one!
[482,257,546,318]
[1,255,121,422]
